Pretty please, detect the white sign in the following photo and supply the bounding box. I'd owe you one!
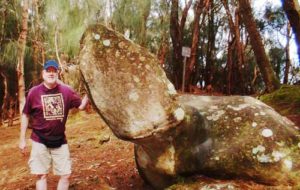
[181,47,191,57]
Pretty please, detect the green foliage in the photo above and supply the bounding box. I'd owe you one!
[0,0,298,104]
[61,26,86,56]
[260,85,300,115]
[111,0,152,46]
[1,41,18,67]
[0,0,21,40]
[0,0,21,68]
[268,46,285,79]
[1,40,33,68]
[264,5,286,30]
[42,0,104,58]
[147,0,170,52]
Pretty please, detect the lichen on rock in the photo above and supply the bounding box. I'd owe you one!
[79,24,300,189]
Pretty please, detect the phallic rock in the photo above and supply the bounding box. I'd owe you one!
[79,24,300,189]
[79,24,183,140]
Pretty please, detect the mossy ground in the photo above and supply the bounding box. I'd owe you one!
[259,85,300,116]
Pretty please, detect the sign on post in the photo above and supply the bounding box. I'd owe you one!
[182,46,191,57]
[181,47,191,92]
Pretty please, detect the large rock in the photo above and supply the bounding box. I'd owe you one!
[79,24,300,189]
[79,24,184,140]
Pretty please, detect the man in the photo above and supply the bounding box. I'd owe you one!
[19,60,89,190]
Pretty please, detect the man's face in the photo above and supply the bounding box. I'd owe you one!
[42,67,58,85]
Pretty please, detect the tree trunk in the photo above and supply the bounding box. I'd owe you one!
[157,39,169,66]
[16,0,29,116]
[7,97,15,127]
[170,0,193,89]
[32,0,44,86]
[222,0,246,94]
[185,0,209,91]
[170,0,181,88]
[205,0,215,89]
[234,8,246,94]
[0,71,8,126]
[157,2,170,66]
[238,0,280,92]
[226,37,234,94]
[55,26,63,72]
[140,0,151,46]
[282,0,300,60]
[284,23,292,84]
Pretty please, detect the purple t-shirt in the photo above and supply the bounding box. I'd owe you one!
[23,83,82,144]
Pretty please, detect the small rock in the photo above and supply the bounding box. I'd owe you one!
[99,134,110,144]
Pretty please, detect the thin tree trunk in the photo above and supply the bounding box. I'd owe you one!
[205,0,215,89]
[103,0,111,26]
[7,97,15,127]
[251,65,258,87]
[222,0,245,94]
[239,0,280,92]
[32,0,44,85]
[170,0,193,89]
[226,37,235,94]
[0,71,8,126]
[180,0,193,33]
[284,23,291,84]
[17,0,29,116]
[157,39,169,66]
[140,0,151,46]
[282,0,300,60]
[234,7,246,94]
[55,26,63,72]
[157,2,170,66]
[185,0,209,91]
[170,0,181,88]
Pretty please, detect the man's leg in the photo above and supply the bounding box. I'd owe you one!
[51,144,72,190]
[28,141,51,190]
[36,174,47,190]
[57,174,70,190]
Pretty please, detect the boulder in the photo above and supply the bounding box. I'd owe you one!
[79,24,300,189]
[79,24,184,140]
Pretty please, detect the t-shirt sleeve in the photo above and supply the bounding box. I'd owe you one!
[69,89,82,109]
[23,90,32,115]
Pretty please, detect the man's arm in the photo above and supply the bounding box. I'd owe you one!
[19,113,29,155]
[78,94,89,110]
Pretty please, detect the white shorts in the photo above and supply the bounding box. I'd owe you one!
[28,140,72,175]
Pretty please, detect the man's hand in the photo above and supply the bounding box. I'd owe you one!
[19,139,27,156]
[78,94,89,110]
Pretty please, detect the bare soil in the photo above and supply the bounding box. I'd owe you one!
[1,107,299,190]
[0,111,153,190]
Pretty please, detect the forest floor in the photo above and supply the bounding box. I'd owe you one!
[0,111,153,190]
[0,91,300,190]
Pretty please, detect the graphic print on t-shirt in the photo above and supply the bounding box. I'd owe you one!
[41,93,64,120]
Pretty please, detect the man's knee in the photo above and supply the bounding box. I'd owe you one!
[60,174,71,181]
[36,174,47,180]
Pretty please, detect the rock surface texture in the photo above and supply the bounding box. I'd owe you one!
[79,24,300,189]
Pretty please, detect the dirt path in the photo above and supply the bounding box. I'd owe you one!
[1,110,299,190]
[0,112,153,190]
